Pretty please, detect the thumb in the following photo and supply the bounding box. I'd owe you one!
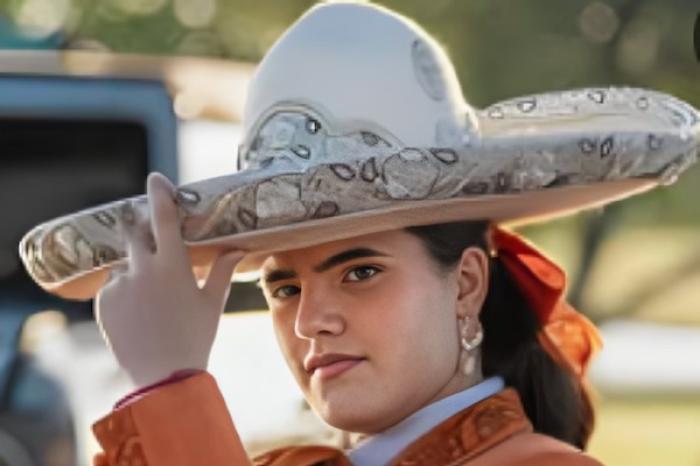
[202,250,245,304]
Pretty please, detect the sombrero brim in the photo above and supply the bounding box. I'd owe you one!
[19,86,700,301]
[24,177,654,301]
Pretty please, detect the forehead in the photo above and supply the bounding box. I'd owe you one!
[260,228,421,272]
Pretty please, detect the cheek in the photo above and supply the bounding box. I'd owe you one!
[389,297,460,401]
[366,273,459,373]
[271,310,308,382]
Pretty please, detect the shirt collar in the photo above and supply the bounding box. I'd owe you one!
[347,376,505,466]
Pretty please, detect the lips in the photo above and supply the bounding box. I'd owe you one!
[304,353,366,380]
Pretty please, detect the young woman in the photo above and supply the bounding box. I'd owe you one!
[17,2,698,465]
[92,175,603,466]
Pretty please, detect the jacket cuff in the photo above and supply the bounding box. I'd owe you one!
[93,372,251,465]
[114,369,204,410]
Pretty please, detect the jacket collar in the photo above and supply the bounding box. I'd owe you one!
[253,388,533,466]
[348,377,505,466]
[389,388,532,466]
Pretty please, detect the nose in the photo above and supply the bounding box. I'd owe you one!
[294,285,346,340]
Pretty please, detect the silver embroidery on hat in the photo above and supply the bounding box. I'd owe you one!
[19,87,700,289]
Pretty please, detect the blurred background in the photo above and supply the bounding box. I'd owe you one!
[0,0,698,465]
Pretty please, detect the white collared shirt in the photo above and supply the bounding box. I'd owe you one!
[347,376,505,466]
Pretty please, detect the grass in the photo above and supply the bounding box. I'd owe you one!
[587,394,700,466]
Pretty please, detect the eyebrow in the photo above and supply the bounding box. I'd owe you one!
[262,269,298,285]
[261,247,389,285]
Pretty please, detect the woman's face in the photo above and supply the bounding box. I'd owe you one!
[260,229,488,433]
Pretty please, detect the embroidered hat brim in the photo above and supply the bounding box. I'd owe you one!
[17,3,700,300]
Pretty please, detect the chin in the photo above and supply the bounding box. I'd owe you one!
[310,390,399,434]
[320,405,389,434]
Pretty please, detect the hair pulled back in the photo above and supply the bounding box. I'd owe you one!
[405,221,595,449]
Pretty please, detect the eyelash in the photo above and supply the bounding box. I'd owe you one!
[269,265,382,299]
[271,284,300,299]
[344,265,381,282]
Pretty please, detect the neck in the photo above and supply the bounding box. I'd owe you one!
[344,375,507,466]
[342,355,485,448]
[425,350,483,408]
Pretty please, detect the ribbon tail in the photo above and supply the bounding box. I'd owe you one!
[489,225,603,378]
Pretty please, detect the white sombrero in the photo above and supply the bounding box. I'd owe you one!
[19,2,700,300]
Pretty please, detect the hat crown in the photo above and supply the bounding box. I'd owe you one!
[243,2,472,149]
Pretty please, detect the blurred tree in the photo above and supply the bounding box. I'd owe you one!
[0,0,698,322]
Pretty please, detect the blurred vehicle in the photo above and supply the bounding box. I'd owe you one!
[0,50,262,465]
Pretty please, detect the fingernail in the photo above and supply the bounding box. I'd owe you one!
[148,172,176,196]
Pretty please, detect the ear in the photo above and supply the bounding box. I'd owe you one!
[454,246,490,320]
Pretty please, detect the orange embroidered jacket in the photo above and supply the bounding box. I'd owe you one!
[92,373,603,466]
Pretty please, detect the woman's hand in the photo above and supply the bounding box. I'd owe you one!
[95,173,244,388]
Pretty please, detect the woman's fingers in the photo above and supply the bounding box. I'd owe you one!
[202,250,245,305]
[146,172,190,264]
[121,200,153,271]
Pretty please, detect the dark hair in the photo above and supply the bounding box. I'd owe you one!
[405,221,595,449]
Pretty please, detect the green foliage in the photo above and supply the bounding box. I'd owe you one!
[1,0,697,107]
[1,0,699,320]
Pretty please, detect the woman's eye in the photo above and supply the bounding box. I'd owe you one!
[344,265,380,282]
[272,285,300,299]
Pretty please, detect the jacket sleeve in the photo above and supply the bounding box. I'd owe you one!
[92,372,252,466]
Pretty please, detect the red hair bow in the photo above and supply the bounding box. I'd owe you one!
[488,225,603,379]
